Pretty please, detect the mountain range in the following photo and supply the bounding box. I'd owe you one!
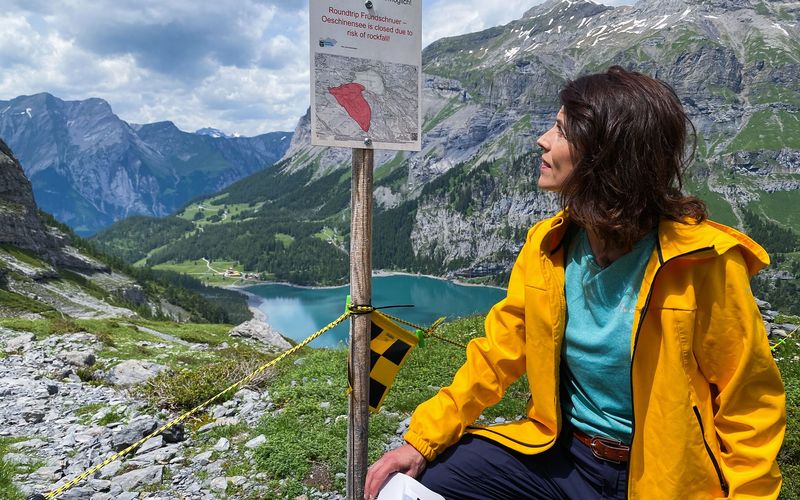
[17,0,800,297]
[0,93,292,235]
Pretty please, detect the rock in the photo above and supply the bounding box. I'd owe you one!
[244,434,266,449]
[396,416,412,435]
[770,329,788,339]
[61,350,96,366]
[160,422,185,443]
[213,437,231,452]
[131,443,180,466]
[111,464,163,491]
[228,319,292,351]
[239,401,256,416]
[22,410,45,423]
[234,388,259,400]
[210,476,228,492]
[59,487,96,499]
[3,332,36,353]
[97,460,123,479]
[780,323,799,333]
[111,416,158,451]
[193,450,214,466]
[0,139,64,260]
[196,416,240,433]
[105,360,169,386]
[33,464,63,482]
[136,435,163,455]
[4,452,32,465]
[206,460,225,476]
[11,438,47,449]
[87,479,112,492]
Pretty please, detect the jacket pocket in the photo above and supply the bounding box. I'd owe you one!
[692,405,729,496]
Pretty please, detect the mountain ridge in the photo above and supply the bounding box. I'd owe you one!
[0,93,293,235]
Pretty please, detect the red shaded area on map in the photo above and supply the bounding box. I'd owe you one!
[328,83,371,132]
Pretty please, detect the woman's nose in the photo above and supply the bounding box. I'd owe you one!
[536,131,548,150]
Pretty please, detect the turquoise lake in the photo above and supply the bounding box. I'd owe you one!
[245,274,507,348]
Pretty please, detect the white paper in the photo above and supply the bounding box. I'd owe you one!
[376,472,445,500]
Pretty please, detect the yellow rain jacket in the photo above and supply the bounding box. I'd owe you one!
[404,213,785,499]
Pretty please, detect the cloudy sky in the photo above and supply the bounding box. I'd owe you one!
[0,0,634,137]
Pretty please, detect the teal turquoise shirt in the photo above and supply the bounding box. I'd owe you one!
[561,228,656,444]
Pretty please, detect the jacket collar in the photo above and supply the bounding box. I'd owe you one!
[542,212,769,277]
[656,218,769,276]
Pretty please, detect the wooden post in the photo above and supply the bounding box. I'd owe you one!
[347,147,373,499]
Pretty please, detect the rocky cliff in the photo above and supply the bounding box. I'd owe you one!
[0,138,105,271]
[0,93,292,235]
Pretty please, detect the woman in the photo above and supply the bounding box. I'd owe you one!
[364,66,785,499]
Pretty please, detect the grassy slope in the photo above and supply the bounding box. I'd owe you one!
[727,110,800,152]
[775,319,800,499]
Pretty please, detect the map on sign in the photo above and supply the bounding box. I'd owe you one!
[314,53,418,147]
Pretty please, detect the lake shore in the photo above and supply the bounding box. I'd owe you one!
[221,270,507,292]
[220,285,269,323]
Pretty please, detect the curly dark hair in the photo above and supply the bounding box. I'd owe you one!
[558,66,707,249]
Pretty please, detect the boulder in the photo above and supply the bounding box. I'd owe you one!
[244,434,266,449]
[160,422,185,443]
[111,415,158,452]
[210,476,228,493]
[213,437,231,452]
[61,350,96,367]
[135,435,163,455]
[105,360,168,386]
[229,319,291,351]
[4,332,36,353]
[110,465,163,492]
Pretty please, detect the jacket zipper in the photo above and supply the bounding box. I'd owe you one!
[626,245,714,496]
[692,405,730,495]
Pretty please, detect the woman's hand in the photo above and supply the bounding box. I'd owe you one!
[363,443,427,499]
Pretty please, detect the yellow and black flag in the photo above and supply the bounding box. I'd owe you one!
[366,311,420,412]
[346,310,420,412]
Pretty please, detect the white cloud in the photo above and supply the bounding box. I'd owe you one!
[422,0,538,47]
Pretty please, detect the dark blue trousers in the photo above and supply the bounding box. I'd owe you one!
[418,431,628,499]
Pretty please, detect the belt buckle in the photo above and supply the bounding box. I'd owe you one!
[589,436,624,464]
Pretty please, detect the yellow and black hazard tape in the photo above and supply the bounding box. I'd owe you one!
[37,306,374,499]
[380,311,462,350]
[771,324,799,352]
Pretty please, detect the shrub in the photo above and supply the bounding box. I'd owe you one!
[138,348,273,411]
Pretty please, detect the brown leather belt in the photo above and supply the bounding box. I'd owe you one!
[572,428,630,463]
